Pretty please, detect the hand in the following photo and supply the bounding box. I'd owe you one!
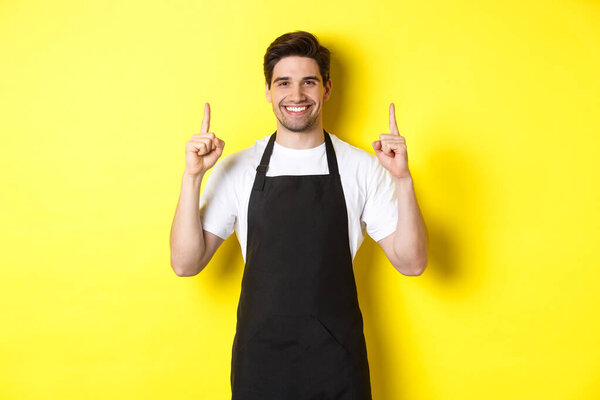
[372,103,411,180]
[184,102,225,176]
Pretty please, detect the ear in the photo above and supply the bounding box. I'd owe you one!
[265,81,272,103]
[323,79,332,101]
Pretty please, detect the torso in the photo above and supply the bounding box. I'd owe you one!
[199,133,398,262]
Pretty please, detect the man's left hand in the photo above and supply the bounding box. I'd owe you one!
[372,103,411,180]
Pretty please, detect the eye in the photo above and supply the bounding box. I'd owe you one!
[304,81,316,85]
[278,81,288,86]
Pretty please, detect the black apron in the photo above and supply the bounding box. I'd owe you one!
[230,130,372,399]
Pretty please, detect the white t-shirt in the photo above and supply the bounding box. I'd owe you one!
[199,133,398,263]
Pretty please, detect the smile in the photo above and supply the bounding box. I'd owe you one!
[283,104,312,116]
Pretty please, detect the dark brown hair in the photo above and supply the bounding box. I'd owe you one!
[263,31,331,88]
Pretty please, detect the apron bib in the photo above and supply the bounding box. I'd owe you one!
[231,131,372,399]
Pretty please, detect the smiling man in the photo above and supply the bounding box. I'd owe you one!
[170,31,428,399]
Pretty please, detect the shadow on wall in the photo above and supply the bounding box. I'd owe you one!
[422,132,489,290]
[322,41,349,136]
[209,233,244,283]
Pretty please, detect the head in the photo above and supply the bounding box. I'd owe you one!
[264,31,332,133]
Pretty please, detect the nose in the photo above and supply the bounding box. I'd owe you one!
[289,83,307,103]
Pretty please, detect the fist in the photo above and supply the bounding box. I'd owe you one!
[185,102,225,176]
[372,103,411,180]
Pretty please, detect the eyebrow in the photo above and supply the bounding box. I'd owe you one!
[273,76,321,83]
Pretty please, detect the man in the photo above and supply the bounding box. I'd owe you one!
[170,31,428,399]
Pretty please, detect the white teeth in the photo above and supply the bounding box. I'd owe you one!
[285,106,307,112]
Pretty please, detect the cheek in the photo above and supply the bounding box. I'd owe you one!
[315,89,326,101]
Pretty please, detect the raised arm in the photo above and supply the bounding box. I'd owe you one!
[372,103,428,276]
[170,103,226,276]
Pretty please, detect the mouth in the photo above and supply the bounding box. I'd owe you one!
[282,104,312,116]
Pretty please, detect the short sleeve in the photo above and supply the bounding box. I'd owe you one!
[199,158,237,240]
[361,160,398,242]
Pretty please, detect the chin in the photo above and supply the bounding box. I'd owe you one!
[284,123,313,133]
[281,118,318,133]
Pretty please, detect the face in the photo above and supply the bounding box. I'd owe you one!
[265,56,332,133]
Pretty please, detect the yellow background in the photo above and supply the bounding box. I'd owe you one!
[1,0,599,398]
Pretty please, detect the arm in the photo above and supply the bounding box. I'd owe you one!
[169,103,226,277]
[170,172,225,276]
[372,103,428,276]
[377,176,428,276]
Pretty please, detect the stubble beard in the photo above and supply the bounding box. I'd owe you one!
[275,105,319,133]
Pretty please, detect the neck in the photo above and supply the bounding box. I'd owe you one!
[275,120,325,149]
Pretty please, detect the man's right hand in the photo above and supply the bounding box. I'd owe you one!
[185,102,225,176]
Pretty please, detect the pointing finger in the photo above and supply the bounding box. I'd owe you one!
[201,102,211,133]
[389,103,399,135]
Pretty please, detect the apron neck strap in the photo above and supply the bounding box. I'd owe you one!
[253,130,338,191]
[323,130,339,175]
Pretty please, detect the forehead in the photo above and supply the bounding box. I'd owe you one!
[272,56,321,80]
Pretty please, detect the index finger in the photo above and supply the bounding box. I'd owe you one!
[389,103,399,135]
[201,102,211,133]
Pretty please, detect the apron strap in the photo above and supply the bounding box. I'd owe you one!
[323,130,339,176]
[252,131,277,191]
[252,130,338,191]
